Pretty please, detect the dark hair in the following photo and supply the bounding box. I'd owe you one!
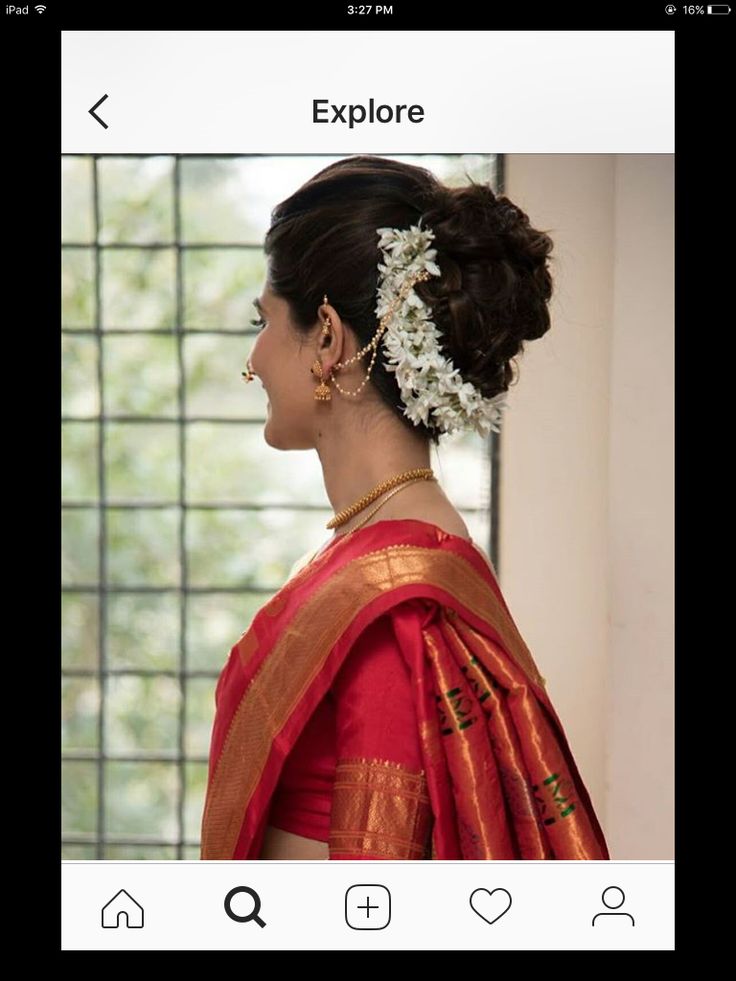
[264,155,554,445]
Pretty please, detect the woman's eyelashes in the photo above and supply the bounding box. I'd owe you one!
[250,317,268,331]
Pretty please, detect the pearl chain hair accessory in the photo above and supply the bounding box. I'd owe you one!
[375,219,509,438]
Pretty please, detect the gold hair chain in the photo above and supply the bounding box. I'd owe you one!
[310,273,430,400]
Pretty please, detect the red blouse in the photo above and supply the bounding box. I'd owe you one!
[267,609,428,845]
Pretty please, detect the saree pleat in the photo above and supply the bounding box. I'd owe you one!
[425,612,520,859]
[449,614,604,858]
[392,603,463,860]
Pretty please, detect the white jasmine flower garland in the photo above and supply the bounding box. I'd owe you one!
[375,222,509,438]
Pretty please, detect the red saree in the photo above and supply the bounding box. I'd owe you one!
[200,518,610,861]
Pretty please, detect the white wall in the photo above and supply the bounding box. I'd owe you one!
[500,155,674,859]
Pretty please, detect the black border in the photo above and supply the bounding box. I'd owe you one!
[6,5,710,956]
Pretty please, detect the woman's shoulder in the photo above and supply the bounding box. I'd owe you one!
[382,504,498,579]
[402,502,498,578]
[381,493,472,542]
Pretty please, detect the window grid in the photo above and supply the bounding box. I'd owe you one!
[62,153,503,858]
[92,157,106,859]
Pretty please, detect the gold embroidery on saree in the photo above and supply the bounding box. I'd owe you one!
[329,758,434,860]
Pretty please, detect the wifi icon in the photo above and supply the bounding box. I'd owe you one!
[35,4,46,11]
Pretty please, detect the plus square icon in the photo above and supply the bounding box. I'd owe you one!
[345,884,391,930]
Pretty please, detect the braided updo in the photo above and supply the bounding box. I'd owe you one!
[264,154,554,445]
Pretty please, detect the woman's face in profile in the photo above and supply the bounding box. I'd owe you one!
[249,284,320,450]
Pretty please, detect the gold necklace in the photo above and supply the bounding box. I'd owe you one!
[340,475,436,535]
[308,475,436,567]
[327,467,435,530]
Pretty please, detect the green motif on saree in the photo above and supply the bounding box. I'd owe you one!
[533,772,577,823]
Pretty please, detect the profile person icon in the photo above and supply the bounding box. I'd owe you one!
[592,886,635,927]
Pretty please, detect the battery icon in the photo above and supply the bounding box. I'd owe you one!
[707,4,731,11]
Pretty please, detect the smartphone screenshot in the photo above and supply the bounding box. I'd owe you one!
[30,1,696,950]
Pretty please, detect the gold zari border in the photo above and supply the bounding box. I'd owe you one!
[329,758,433,859]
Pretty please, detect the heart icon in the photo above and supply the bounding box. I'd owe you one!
[469,887,512,925]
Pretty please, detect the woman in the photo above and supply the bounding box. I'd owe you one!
[199,155,610,861]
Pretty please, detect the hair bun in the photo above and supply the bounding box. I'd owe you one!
[415,180,554,401]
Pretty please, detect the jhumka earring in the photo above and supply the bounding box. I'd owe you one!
[311,294,332,401]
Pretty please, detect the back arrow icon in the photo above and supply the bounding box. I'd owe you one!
[89,95,109,129]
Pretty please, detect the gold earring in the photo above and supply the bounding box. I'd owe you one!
[313,297,332,399]
[311,359,332,401]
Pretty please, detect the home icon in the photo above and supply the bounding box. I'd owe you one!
[101,889,145,929]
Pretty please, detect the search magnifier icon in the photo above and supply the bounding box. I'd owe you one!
[224,886,266,927]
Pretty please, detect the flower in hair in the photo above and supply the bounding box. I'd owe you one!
[375,221,509,438]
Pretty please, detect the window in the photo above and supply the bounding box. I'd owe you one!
[61,153,503,859]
